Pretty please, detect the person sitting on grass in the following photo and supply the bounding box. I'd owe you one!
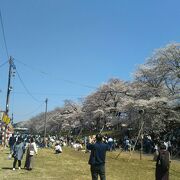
[72,141,83,151]
[55,142,62,154]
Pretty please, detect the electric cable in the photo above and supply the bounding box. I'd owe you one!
[0,8,9,59]
[14,58,97,89]
[14,58,47,76]
[13,59,133,96]
[16,102,44,117]
[0,60,8,68]
[13,91,85,97]
[15,67,42,103]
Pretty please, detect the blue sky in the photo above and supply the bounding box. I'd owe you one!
[0,0,180,122]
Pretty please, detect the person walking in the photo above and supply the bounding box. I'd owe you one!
[87,134,110,180]
[107,137,113,151]
[24,137,38,170]
[12,137,25,170]
[156,144,170,180]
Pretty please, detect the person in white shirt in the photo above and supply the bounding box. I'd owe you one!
[108,137,113,151]
[153,144,159,161]
[55,143,62,154]
[24,137,38,170]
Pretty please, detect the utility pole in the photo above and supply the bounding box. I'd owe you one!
[11,113,14,124]
[4,56,15,147]
[44,98,48,147]
[5,56,13,115]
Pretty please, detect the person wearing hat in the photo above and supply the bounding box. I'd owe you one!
[87,134,110,180]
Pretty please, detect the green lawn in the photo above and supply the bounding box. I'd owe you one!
[0,147,180,180]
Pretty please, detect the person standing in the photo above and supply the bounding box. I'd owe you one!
[107,137,113,151]
[12,137,25,170]
[87,134,110,180]
[125,138,130,151]
[156,144,170,180]
[153,144,159,161]
[9,134,16,154]
[167,140,172,156]
[24,137,38,170]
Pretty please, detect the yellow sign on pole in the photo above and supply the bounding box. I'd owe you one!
[2,114,10,125]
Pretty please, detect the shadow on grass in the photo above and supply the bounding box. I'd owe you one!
[2,167,30,171]
[1,167,12,170]
[4,152,10,154]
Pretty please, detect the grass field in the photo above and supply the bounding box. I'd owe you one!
[0,147,180,180]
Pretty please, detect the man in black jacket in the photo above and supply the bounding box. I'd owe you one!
[9,134,16,154]
[87,134,110,180]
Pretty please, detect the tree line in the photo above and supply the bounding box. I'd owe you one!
[17,43,180,136]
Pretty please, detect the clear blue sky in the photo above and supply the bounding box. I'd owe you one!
[0,0,180,122]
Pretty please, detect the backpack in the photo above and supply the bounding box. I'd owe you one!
[159,151,169,171]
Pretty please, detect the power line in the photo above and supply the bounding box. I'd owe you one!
[14,58,97,89]
[13,60,133,99]
[15,102,44,117]
[0,8,9,59]
[14,58,48,76]
[0,60,8,68]
[15,67,42,103]
[13,59,133,97]
[13,91,85,97]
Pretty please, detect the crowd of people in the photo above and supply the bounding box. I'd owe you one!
[9,131,179,158]
[6,131,179,180]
